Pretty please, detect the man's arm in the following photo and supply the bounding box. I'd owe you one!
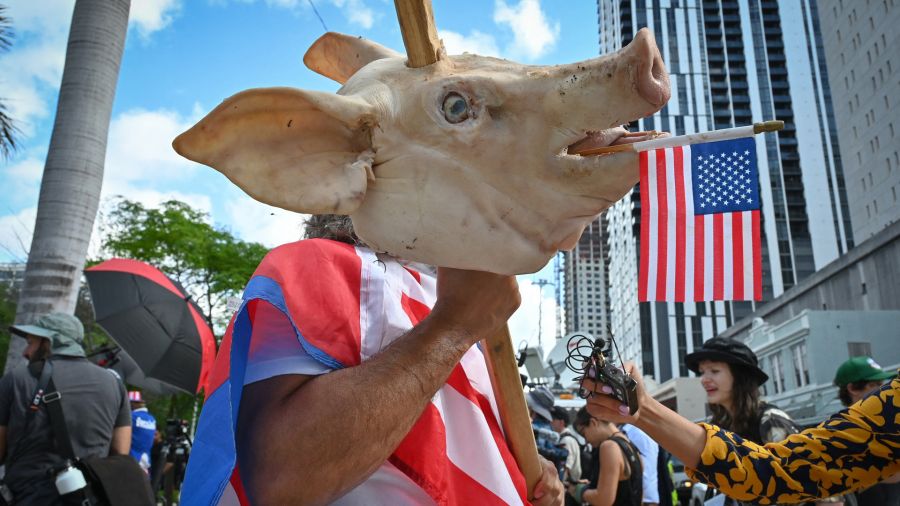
[236,268,522,506]
[586,364,900,503]
[110,426,131,455]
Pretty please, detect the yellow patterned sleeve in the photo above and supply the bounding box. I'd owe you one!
[685,375,900,504]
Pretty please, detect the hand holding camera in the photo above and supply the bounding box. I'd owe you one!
[565,334,640,415]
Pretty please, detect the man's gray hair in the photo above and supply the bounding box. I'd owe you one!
[303,214,362,245]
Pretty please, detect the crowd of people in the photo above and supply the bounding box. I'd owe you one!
[2,215,897,506]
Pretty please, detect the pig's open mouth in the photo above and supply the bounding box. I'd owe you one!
[566,127,666,156]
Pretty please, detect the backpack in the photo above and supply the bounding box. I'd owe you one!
[560,432,593,482]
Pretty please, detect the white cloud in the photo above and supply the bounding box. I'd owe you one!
[493,0,559,61]
[224,194,307,247]
[130,0,182,37]
[6,157,42,182]
[103,108,198,184]
[0,0,179,141]
[225,0,377,29]
[329,0,376,29]
[0,207,36,262]
[439,29,501,57]
[3,157,43,203]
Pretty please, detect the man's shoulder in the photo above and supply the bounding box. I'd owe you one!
[253,239,364,281]
[266,239,360,265]
[55,359,122,386]
[0,363,36,389]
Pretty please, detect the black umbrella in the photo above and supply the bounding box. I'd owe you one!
[89,345,184,396]
[85,259,216,394]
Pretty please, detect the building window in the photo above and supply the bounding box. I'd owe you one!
[770,354,786,394]
[792,343,810,387]
[847,342,872,357]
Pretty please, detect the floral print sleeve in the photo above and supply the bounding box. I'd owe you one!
[686,374,900,504]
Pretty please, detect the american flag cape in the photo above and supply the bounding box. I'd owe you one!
[639,137,762,302]
[181,239,528,505]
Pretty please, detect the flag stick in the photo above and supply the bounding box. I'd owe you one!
[573,120,784,156]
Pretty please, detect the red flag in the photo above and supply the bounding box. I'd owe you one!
[639,138,762,302]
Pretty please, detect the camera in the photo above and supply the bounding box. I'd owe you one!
[565,334,640,415]
[154,418,192,500]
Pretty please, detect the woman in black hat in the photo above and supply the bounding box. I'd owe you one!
[684,337,799,446]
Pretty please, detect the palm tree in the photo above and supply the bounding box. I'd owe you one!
[7,0,131,372]
[0,4,19,159]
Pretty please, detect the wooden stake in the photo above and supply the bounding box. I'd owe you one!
[482,326,544,496]
[394,0,442,68]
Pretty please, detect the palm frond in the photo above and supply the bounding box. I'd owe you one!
[0,99,17,159]
[0,5,12,52]
[0,5,17,157]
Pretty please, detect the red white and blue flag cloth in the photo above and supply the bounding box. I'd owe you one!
[639,137,762,302]
[181,239,528,505]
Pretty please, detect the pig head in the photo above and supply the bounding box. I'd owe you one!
[173,29,670,275]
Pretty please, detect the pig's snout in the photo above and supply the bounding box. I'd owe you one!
[629,28,670,107]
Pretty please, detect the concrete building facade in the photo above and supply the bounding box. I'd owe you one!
[719,219,900,423]
[817,0,900,242]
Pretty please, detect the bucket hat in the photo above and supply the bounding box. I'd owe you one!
[684,336,768,386]
[10,312,86,357]
[526,386,555,422]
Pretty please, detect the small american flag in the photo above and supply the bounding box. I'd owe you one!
[638,137,762,302]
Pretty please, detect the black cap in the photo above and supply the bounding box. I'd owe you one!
[684,337,768,386]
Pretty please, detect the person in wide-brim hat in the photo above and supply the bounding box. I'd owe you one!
[684,336,768,386]
[684,337,798,445]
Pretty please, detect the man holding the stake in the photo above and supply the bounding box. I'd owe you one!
[183,215,564,505]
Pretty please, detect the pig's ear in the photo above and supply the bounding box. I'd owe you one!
[173,87,376,215]
[304,32,402,84]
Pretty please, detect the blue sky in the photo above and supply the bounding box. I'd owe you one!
[0,0,603,351]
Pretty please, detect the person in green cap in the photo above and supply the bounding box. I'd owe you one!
[0,312,132,506]
[833,356,899,506]
[834,356,898,407]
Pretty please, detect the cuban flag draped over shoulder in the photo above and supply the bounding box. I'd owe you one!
[639,137,762,302]
[180,239,527,506]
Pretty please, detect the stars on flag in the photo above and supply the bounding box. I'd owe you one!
[693,147,758,213]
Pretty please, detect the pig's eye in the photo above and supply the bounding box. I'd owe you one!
[442,92,470,123]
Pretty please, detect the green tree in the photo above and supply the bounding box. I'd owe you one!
[99,198,269,333]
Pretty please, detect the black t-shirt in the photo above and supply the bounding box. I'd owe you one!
[0,357,131,484]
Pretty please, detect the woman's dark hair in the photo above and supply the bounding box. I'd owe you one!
[573,407,593,432]
[838,380,872,407]
[709,363,763,439]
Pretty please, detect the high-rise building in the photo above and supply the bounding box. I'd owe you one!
[597,0,853,382]
[816,0,900,242]
[562,217,610,341]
